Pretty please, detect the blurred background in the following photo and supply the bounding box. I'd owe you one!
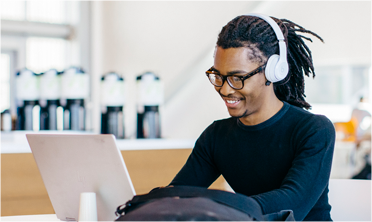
[1,1,371,218]
[1,0,371,189]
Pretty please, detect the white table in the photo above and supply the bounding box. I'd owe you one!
[329,179,371,221]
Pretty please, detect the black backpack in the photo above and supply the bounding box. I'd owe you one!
[115,185,294,221]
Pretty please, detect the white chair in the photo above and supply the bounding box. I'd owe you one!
[329,179,371,221]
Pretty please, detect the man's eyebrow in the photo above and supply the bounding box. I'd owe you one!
[211,67,247,75]
[210,67,220,73]
[226,70,247,75]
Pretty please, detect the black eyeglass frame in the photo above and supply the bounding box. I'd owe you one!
[205,65,266,90]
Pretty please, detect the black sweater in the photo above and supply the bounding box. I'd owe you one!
[170,102,335,221]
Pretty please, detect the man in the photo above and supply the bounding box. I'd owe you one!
[170,14,335,221]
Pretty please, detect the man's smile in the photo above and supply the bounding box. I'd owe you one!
[222,96,244,108]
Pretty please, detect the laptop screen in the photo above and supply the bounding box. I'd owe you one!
[26,134,135,221]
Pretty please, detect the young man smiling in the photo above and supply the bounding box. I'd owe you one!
[170,14,335,221]
[213,47,283,125]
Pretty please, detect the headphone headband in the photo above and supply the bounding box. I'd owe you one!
[245,13,289,83]
[245,13,287,61]
[246,13,285,40]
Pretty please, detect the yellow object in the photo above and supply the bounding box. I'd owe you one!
[333,117,358,142]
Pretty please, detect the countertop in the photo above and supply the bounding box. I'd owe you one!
[1,131,196,153]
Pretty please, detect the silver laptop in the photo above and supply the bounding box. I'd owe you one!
[26,134,136,221]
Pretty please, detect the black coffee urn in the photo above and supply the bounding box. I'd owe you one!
[136,72,163,138]
[60,67,89,131]
[15,68,40,130]
[100,72,125,139]
[39,69,61,130]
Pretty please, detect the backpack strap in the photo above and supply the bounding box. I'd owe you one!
[118,185,264,221]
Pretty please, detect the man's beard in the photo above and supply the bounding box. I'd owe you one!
[231,109,249,119]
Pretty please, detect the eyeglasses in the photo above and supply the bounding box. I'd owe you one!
[205,65,266,90]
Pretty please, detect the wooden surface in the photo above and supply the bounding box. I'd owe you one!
[1,149,227,216]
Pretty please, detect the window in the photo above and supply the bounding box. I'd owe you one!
[305,65,370,122]
[26,37,69,73]
[27,1,68,24]
[306,66,370,105]
[1,1,74,24]
[1,1,26,21]
[2,1,78,73]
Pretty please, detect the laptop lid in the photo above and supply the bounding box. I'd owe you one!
[26,134,136,221]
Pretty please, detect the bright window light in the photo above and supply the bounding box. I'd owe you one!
[1,1,72,24]
[26,37,68,73]
[305,66,370,105]
[1,53,11,112]
[1,1,26,21]
[27,1,67,24]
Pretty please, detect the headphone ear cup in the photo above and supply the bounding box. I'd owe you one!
[265,54,280,83]
[275,60,289,82]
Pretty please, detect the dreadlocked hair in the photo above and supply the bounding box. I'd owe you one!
[216,15,324,110]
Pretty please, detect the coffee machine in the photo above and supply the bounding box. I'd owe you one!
[136,72,163,138]
[39,69,61,130]
[60,67,89,131]
[1,109,12,132]
[100,72,125,139]
[15,68,40,131]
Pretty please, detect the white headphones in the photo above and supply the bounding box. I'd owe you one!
[245,13,289,83]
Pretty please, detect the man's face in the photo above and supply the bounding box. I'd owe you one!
[213,46,268,119]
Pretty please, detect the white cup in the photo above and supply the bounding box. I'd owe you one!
[78,192,98,221]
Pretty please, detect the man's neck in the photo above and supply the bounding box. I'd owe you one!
[239,98,284,126]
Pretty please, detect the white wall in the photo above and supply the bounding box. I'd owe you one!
[92,1,371,139]
[252,1,371,66]
[92,1,260,138]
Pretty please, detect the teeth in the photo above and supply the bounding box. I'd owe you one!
[226,100,238,104]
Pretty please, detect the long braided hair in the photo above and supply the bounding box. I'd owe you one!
[216,15,324,110]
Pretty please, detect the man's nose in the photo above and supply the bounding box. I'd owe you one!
[219,80,235,96]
